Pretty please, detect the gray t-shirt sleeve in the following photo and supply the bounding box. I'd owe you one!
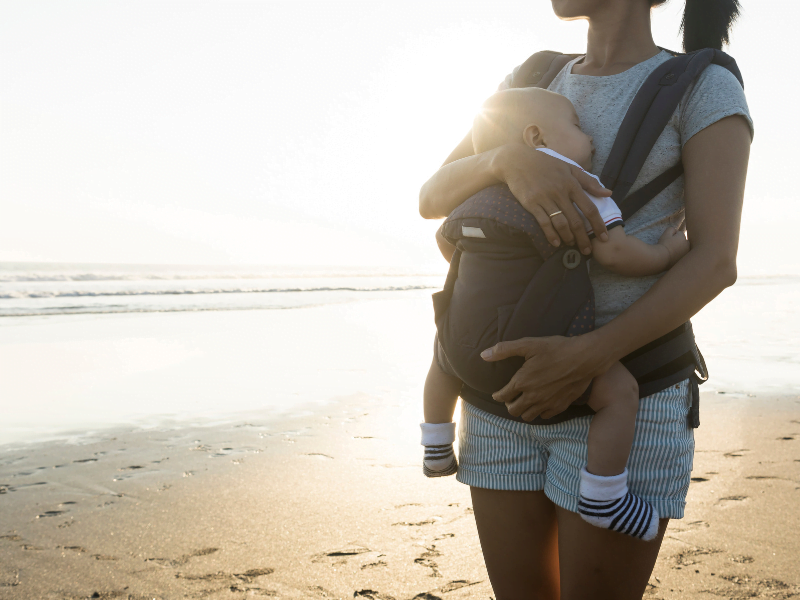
[679,64,754,146]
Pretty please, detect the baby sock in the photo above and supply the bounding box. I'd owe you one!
[578,468,659,541]
[420,422,457,477]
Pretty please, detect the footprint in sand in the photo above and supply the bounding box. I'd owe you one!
[176,567,273,583]
[145,547,219,568]
[354,590,396,600]
[716,495,749,508]
[438,580,481,593]
[673,546,721,567]
[723,449,750,458]
[670,520,710,533]
[690,477,710,483]
[311,545,372,564]
[729,555,755,563]
[414,545,442,578]
[361,560,388,570]
[392,519,440,526]
[707,574,793,597]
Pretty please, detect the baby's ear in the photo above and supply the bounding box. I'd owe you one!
[522,124,546,149]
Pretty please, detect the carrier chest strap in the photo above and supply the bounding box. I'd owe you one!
[619,162,684,221]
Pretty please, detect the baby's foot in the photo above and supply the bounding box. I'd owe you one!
[578,468,659,541]
[420,423,458,478]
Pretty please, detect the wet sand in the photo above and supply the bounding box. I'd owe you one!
[0,391,798,599]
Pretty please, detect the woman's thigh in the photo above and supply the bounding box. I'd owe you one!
[556,506,668,600]
[470,487,560,600]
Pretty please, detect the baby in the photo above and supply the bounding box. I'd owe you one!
[420,87,690,541]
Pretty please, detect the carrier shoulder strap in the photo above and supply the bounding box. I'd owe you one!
[601,48,744,220]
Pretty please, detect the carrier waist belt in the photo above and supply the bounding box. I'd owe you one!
[459,321,705,427]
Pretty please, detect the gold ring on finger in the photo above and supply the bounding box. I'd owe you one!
[549,210,563,218]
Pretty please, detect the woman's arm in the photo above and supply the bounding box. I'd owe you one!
[418,131,613,255]
[483,115,751,421]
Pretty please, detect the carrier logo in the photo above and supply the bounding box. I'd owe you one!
[462,226,486,239]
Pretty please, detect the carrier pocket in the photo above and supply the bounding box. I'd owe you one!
[496,304,516,343]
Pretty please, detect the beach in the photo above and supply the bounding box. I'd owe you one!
[1,268,799,599]
[1,390,798,599]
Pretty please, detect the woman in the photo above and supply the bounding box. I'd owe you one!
[418,0,752,598]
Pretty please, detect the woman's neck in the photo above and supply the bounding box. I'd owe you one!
[573,4,660,76]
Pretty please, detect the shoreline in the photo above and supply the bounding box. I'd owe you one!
[1,391,798,599]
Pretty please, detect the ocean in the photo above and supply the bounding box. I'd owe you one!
[0,262,443,317]
[0,262,797,446]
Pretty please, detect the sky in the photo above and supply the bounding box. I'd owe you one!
[0,0,796,275]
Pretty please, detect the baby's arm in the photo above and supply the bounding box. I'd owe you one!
[436,225,457,263]
[591,226,689,276]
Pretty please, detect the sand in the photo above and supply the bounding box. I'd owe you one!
[0,390,798,600]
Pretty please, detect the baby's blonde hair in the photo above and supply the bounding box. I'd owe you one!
[472,87,565,154]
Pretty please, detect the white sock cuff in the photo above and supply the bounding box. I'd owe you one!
[580,467,629,500]
[420,422,456,446]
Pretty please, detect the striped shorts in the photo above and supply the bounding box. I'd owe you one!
[456,379,694,519]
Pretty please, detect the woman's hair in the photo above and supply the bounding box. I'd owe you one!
[651,0,741,52]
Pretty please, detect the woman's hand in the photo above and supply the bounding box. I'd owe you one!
[480,333,613,421]
[494,142,612,255]
[419,131,612,255]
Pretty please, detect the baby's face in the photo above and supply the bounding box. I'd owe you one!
[539,96,595,171]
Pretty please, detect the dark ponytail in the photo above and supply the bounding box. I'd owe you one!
[651,0,741,52]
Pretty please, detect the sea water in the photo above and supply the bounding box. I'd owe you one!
[0,263,797,446]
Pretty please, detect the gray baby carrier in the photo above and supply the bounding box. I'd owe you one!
[434,48,743,427]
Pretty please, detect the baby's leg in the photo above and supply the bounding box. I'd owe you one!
[424,356,462,423]
[578,362,660,540]
[586,361,639,476]
[420,357,462,478]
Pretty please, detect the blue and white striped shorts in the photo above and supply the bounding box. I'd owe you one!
[456,379,694,519]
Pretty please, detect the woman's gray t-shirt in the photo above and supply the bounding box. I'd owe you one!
[499,51,753,326]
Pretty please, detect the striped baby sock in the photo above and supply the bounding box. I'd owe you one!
[420,422,457,477]
[578,468,660,541]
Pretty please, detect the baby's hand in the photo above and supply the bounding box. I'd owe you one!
[658,227,690,268]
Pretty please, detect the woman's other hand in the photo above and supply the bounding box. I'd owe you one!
[494,142,612,254]
[480,334,612,421]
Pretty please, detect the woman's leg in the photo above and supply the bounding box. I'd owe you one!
[470,488,560,600]
[557,506,668,600]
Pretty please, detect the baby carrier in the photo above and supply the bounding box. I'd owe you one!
[434,48,744,427]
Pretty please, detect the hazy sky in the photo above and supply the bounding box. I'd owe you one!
[0,1,795,274]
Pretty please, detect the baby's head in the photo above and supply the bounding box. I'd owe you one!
[473,87,594,171]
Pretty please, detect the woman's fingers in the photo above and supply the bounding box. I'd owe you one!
[545,204,575,247]
[571,167,610,243]
[529,205,562,247]
[572,166,612,197]
[481,338,538,362]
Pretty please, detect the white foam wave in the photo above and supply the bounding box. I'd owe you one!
[0,285,436,300]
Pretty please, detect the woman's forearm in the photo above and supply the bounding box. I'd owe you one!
[590,115,750,372]
[419,148,502,219]
[591,246,736,369]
